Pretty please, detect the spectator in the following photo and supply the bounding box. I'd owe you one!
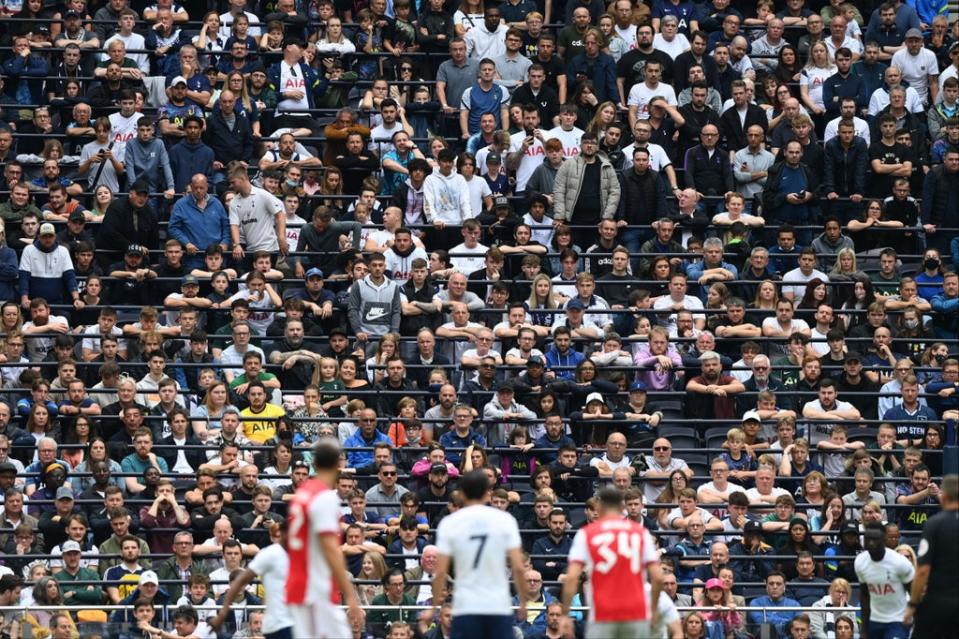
[747,572,801,636]
[18,223,81,309]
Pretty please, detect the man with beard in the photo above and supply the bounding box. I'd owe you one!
[686,350,745,422]
[415,463,451,526]
[616,24,673,105]
[266,321,318,392]
[552,135,620,251]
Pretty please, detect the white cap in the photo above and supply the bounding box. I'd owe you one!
[742,410,762,423]
[139,570,159,585]
[585,392,605,405]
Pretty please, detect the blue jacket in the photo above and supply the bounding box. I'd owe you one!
[746,595,800,636]
[18,240,77,304]
[566,52,618,104]
[168,140,214,193]
[168,194,230,257]
[513,589,557,638]
[1,54,49,105]
[438,429,487,465]
[344,428,392,468]
[544,347,585,380]
[821,71,866,117]
[0,245,18,301]
[267,61,328,112]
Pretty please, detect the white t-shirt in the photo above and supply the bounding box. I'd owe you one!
[809,327,830,356]
[434,504,522,616]
[854,548,915,623]
[465,176,492,218]
[228,186,284,252]
[508,131,546,193]
[218,10,261,39]
[627,82,677,120]
[761,316,810,337]
[799,66,835,109]
[650,589,681,639]
[891,48,939,104]
[369,121,404,157]
[652,295,705,333]
[619,142,671,172]
[448,242,489,273]
[652,33,690,59]
[697,480,747,500]
[781,268,829,299]
[275,63,310,114]
[81,324,126,355]
[745,486,791,503]
[247,542,293,634]
[823,116,871,145]
[544,126,584,159]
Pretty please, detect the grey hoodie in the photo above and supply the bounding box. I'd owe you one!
[125,137,174,193]
[347,274,401,336]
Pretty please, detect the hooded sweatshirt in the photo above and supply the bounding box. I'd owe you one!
[18,239,77,304]
[168,139,215,193]
[423,170,472,225]
[125,136,174,192]
[347,274,401,336]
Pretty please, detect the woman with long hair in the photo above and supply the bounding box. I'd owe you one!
[828,247,867,288]
[586,101,618,140]
[840,275,877,331]
[796,277,829,324]
[698,578,747,639]
[775,46,803,87]
[365,332,400,384]
[914,247,945,299]
[262,441,295,491]
[89,184,113,220]
[811,492,846,546]
[317,16,356,55]
[799,42,836,121]
[683,611,708,639]
[766,83,799,130]
[354,551,388,606]
[338,357,371,403]
[848,199,903,251]
[917,342,950,384]
[0,302,23,335]
[570,80,600,129]
[653,469,691,528]
[525,274,560,329]
[223,71,260,136]
[191,381,237,441]
[61,415,94,470]
[73,436,122,493]
[316,166,345,212]
[23,577,75,636]
[453,0,485,36]
[747,279,780,326]
[778,519,822,578]
[895,307,932,361]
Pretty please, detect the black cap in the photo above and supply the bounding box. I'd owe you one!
[497,381,515,393]
[64,9,82,17]
[329,326,348,338]
[527,355,544,367]
[844,351,863,364]
[743,520,763,535]
[68,210,86,223]
[430,462,448,474]
[0,461,16,474]
[841,521,859,535]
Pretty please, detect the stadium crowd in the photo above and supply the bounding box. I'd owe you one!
[0,0,957,635]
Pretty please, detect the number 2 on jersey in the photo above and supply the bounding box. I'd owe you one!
[469,534,488,569]
[590,531,641,574]
[288,503,306,551]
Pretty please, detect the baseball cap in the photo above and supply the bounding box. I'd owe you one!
[306,267,324,278]
[844,351,863,364]
[39,223,56,236]
[841,521,859,535]
[741,410,761,423]
[497,382,515,393]
[68,210,86,223]
[585,391,604,405]
[743,520,763,535]
[629,381,648,393]
[905,27,923,39]
[129,179,150,195]
[328,326,348,338]
[486,152,502,165]
[126,244,146,256]
[64,9,82,17]
[494,195,510,208]
[0,462,16,474]
[566,298,585,310]
[170,75,188,86]
[139,570,159,586]
[527,355,544,367]
[705,577,724,590]
[60,540,82,554]
[430,462,448,474]
[56,486,74,501]
[181,274,199,286]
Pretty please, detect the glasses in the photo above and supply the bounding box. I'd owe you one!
[479,364,495,369]
[381,471,397,476]
[702,132,718,137]
[400,66,413,71]
[654,446,671,452]
[753,365,769,371]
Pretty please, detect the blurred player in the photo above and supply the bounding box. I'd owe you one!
[856,522,915,639]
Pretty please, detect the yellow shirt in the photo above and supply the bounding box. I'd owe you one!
[240,403,286,443]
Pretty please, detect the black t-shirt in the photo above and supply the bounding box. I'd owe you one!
[571,160,601,225]
[918,509,959,598]
[867,141,913,197]
[616,48,674,90]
